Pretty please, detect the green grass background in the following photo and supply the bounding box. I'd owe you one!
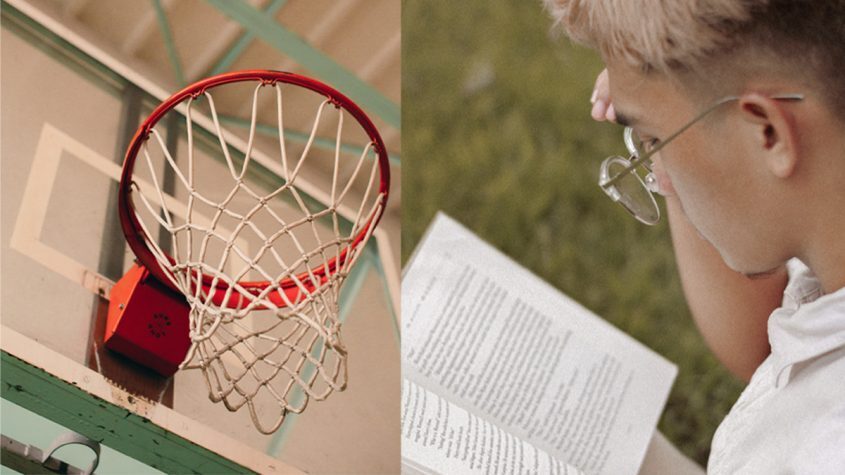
[401,0,745,466]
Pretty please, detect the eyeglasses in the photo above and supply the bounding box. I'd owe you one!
[598,93,804,225]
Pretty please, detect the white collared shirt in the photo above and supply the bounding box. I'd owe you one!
[708,259,845,474]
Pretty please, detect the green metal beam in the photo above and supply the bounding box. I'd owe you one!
[151,0,185,86]
[203,0,400,129]
[1,350,253,474]
[266,245,377,456]
[217,114,400,166]
[372,247,400,342]
[2,1,128,98]
[338,248,376,325]
[207,0,289,77]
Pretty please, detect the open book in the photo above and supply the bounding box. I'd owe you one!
[402,213,677,475]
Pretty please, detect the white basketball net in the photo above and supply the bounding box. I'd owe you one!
[130,81,386,433]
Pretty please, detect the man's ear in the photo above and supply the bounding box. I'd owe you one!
[738,93,800,178]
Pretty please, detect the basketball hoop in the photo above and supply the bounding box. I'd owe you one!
[104,70,390,433]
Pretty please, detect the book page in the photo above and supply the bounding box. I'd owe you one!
[402,379,584,475]
[402,213,677,475]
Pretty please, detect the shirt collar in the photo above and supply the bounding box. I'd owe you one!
[768,260,845,387]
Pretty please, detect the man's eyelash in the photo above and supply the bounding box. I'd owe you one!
[637,136,660,152]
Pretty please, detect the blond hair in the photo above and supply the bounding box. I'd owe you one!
[545,0,845,110]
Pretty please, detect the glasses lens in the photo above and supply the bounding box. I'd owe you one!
[604,157,660,225]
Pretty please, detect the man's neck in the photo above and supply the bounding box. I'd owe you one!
[802,231,845,295]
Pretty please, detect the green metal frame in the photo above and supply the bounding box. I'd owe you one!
[207,0,290,78]
[204,0,401,129]
[2,2,127,99]
[145,0,400,164]
[151,0,185,86]
[1,351,254,474]
[217,113,401,166]
[372,247,401,342]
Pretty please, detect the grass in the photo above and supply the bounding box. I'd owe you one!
[401,0,745,466]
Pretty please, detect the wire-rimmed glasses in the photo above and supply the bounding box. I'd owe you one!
[598,93,804,225]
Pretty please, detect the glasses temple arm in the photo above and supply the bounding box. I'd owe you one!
[601,93,803,188]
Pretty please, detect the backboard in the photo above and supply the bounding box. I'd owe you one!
[1,0,400,473]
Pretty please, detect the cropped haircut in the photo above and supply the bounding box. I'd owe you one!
[544,0,845,114]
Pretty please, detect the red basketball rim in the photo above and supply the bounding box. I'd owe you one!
[118,70,390,308]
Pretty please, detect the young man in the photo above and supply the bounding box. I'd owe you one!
[545,0,845,472]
